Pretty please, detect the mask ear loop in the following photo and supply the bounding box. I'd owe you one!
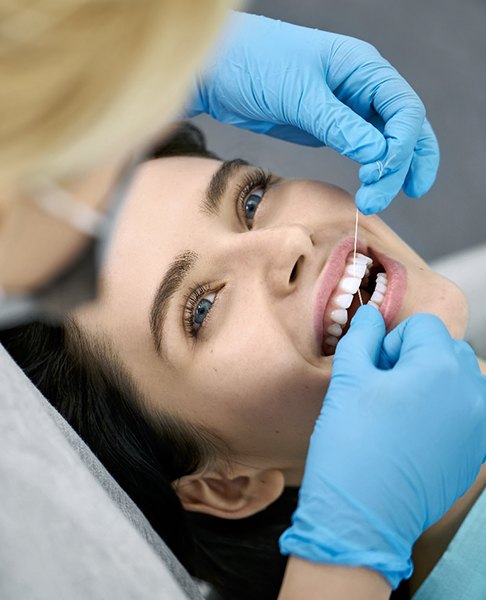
[32,153,142,268]
[353,208,363,306]
[32,177,106,237]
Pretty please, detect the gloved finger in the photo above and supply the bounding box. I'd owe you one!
[380,313,455,370]
[356,156,412,214]
[453,339,482,374]
[209,118,324,147]
[301,91,387,163]
[358,73,426,183]
[356,81,425,211]
[334,305,386,370]
[378,318,408,368]
[266,123,324,147]
[356,120,437,213]
[402,119,440,198]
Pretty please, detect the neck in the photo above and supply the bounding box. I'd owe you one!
[410,354,486,594]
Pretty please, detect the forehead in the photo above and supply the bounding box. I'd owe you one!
[103,155,221,270]
[125,154,220,219]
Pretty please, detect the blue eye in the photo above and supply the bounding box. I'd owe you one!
[192,291,216,333]
[236,169,272,229]
[243,188,265,228]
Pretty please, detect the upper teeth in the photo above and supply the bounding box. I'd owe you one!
[339,276,362,295]
[344,262,367,278]
[323,252,388,348]
[334,293,353,309]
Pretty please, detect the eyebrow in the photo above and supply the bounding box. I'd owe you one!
[149,158,250,359]
[201,158,249,216]
[150,250,197,358]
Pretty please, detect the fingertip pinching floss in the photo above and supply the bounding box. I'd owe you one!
[375,153,397,180]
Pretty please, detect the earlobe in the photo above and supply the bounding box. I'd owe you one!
[174,468,285,520]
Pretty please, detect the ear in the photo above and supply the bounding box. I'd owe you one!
[173,466,285,520]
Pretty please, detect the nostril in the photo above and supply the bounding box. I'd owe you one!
[289,256,303,283]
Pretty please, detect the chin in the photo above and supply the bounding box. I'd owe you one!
[436,275,468,339]
[411,274,469,340]
[438,290,469,339]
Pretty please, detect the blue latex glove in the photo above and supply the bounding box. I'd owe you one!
[279,306,486,589]
[187,12,440,214]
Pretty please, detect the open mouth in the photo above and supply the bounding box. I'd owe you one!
[321,248,388,356]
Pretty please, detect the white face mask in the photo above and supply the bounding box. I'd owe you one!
[0,159,139,328]
[0,243,98,327]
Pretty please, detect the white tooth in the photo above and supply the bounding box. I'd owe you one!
[327,323,343,337]
[339,277,361,294]
[377,272,387,281]
[344,262,366,278]
[347,255,369,265]
[355,253,373,265]
[367,300,379,309]
[324,336,338,347]
[375,281,387,294]
[330,308,348,325]
[370,291,384,304]
[334,293,353,309]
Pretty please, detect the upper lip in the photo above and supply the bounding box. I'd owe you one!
[312,236,368,354]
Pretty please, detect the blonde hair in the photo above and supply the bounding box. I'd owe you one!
[0,0,236,186]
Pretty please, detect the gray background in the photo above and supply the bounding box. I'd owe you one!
[193,0,486,262]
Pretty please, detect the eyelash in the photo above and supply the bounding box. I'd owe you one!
[183,168,273,339]
[183,282,213,339]
[235,168,273,229]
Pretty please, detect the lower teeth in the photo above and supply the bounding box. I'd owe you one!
[325,270,388,350]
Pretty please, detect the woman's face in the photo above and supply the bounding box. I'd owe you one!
[76,156,467,483]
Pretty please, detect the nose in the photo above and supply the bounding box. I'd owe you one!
[231,224,314,297]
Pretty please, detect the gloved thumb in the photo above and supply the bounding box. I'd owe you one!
[380,313,454,370]
[334,305,386,370]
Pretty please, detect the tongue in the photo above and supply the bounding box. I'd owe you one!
[342,288,371,336]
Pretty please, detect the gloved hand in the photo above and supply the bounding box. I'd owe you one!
[279,306,486,589]
[187,12,439,214]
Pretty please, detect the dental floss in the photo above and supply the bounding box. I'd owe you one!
[353,208,364,306]
[353,152,396,308]
[375,153,397,180]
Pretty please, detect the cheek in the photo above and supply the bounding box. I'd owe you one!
[186,328,330,462]
[400,267,468,338]
[364,217,469,338]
